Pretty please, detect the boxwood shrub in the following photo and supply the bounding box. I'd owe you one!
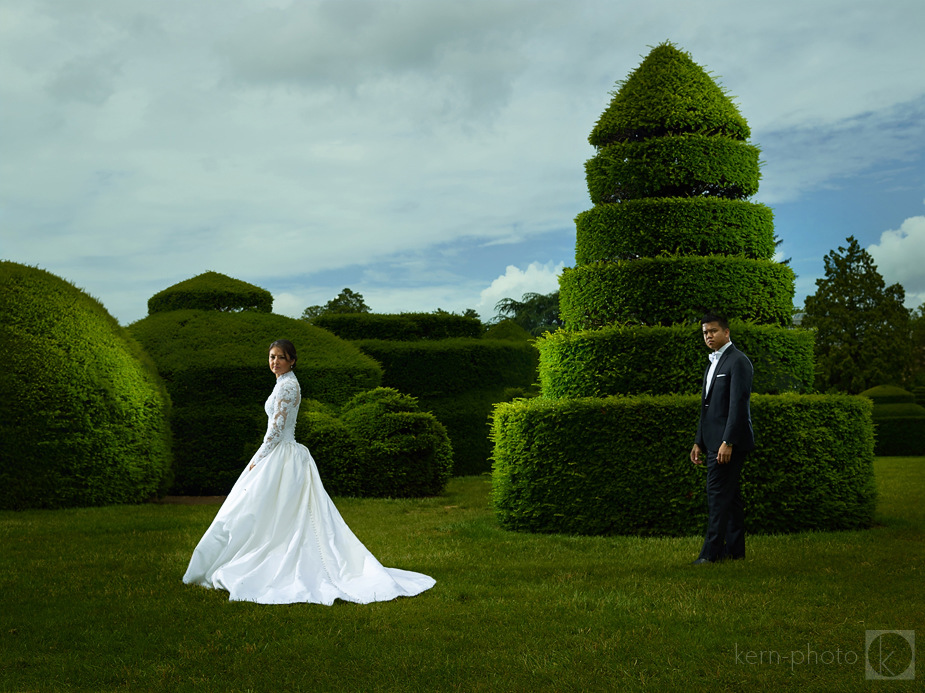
[296,405,363,496]
[491,393,876,536]
[538,322,814,398]
[559,256,795,329]
[0,262,173,509]
[128,308,382,494]
[338,388,452,497]
[353,338,539,474]
[575,198,775,265]
[313,312,482,341]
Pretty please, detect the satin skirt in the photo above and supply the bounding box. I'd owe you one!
[182,440,435,605]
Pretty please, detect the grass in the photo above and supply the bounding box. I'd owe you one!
[1,458,923,692]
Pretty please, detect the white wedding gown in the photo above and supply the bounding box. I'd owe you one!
[182,371,435,605]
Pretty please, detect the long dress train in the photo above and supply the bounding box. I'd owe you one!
[182,371,435,605]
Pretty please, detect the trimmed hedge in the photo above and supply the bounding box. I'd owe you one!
[483,319,533,341]
[860,385,918,406]
[860,386,925,456]
[0,262,173,509]
[297,407,363,496]
[914,386,925,406]
[589,42,750,146]
[130,310,382,406]
[585,135,761,205]
[128,309,382,494]
[558,257,795,329]
[313,312,482,341]
[491,394,876,536]
[869,418,925,456]
[148,271,273,314]
[353,338,539,475]
[538,322,814,398]
[575,198,775,265]
[353,338,538,396]
[338,388,452,497]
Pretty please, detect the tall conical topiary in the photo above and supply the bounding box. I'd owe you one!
[491,44,876,537]
[544,42,813,397]
[564,42,794,331]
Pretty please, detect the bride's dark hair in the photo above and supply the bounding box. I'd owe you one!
[269,339,297,367]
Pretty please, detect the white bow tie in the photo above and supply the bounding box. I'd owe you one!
[709,351,722,363]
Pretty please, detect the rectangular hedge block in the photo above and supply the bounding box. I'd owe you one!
[491,393,875,536]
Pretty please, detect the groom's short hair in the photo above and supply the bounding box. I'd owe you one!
[700,312,729,330]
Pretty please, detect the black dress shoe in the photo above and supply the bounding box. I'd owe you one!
[691,558,713,565]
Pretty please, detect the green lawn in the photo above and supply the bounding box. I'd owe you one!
[1,459,922,692]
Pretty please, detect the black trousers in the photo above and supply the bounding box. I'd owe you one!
[698,448,746,561]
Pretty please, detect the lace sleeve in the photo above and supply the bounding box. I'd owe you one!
[248,378,300,470]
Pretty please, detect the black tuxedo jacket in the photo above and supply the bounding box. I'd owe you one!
[695,343,755,454]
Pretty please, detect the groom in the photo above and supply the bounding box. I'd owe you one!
[690,312,754,564]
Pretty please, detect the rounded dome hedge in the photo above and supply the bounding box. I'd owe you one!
[147,271,273,314]
[0,262,173,509]
[339,388,453,497]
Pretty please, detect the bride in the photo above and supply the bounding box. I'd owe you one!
[182,339,435,604]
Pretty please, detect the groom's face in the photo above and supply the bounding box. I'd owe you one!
[702,321,730,352]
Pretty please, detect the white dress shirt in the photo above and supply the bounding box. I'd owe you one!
[704,341,733,396]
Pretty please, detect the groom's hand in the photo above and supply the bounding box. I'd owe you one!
[717,442,732,464]
[690,444,704,465]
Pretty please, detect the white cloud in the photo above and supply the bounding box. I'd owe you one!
[1,0,924,325]
[869,214,925,309]
[272,291,311,319]
[476,261,564,321]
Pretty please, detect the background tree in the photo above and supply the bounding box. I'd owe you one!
[432,307,482,321]
[910,302,925,390]
[803,236,912,393]
[302,288,371,321]
[493,291,562,336]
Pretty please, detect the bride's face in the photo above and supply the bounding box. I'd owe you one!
[269,346,293,377]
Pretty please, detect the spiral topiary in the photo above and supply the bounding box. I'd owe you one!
[492,43,876,536]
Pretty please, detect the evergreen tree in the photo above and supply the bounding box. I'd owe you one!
[493,291,562,336]
[302,288,371,321]
[912,303,925,388]
[803,236,911,393]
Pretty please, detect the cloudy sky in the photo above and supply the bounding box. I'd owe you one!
[2,0,924,325]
